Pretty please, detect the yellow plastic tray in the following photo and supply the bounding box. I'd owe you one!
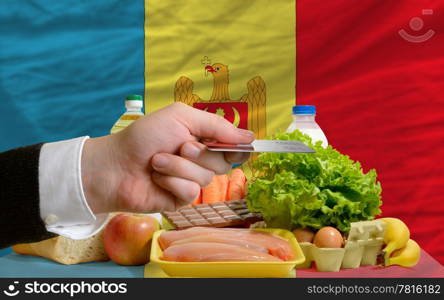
[144,262,297,278]
[149,228,305,278]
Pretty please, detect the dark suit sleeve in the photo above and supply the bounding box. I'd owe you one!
[0,144,56,248]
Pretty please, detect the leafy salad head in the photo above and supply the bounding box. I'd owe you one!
[246,130,382,233]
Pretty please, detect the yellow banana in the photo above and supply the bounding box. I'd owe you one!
[386,239,421,267]
[379,217,410,265]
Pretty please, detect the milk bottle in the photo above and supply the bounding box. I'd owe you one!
[286,105,328,148]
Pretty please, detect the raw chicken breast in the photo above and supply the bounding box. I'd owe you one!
[170,236,268,253]
[158,227,248,249]
[159,227,294,261]
[162,242,282,262]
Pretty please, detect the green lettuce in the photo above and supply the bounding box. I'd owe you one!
[246,130,382,233]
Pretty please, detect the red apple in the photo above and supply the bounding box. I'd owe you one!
[103,213,159,265]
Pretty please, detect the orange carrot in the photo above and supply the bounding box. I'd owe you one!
[218,174,229,202]
[227,168,247,201]
[191,189,202,205]
[202,174,229,203]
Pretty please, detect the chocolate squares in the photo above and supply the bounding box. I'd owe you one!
[162,200,263,229]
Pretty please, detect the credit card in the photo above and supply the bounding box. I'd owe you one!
[203,140,315,153]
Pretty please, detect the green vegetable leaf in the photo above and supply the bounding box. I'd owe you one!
[246,130,382,233]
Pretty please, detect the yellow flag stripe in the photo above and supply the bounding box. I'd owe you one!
[144,0,295,135]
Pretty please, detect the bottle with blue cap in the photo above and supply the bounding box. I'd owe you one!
[286,105,328,147]
[110,95,144,134]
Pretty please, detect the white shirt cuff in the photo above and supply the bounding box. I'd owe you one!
[39,136,109,239]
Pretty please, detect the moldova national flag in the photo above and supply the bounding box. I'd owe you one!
[0,0,443,265]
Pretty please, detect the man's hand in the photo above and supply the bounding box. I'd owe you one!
[81,103,254,213]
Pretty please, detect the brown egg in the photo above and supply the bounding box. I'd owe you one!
[313,226,343,248]
[293,228,315,243]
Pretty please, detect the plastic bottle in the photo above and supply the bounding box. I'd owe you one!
[110,95,144,134]
[286,105,328,147]
[109,95,162,222]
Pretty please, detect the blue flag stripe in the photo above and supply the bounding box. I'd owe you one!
[0,0,145,151]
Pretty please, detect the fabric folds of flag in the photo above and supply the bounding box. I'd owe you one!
[297,0,444,264]
[0,0,145,151]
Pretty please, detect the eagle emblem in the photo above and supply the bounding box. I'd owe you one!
[174,62,267,140]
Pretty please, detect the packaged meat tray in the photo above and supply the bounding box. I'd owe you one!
[149,228,305,278]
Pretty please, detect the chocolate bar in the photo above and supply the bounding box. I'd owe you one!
[162,199,263,229]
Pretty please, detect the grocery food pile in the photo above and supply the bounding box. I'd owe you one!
[11,129,421,277]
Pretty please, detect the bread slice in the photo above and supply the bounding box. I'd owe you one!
[12,231,109,265]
